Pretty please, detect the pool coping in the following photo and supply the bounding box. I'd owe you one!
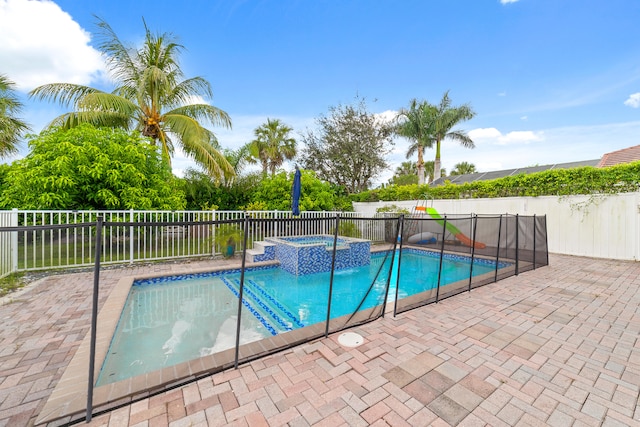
[35,246,519,425]
[36,260,282,425]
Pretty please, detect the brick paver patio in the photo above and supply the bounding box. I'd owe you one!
[1,253,639,426]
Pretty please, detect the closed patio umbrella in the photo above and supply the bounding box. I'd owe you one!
[291,167,301,216]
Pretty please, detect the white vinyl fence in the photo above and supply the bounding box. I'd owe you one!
[0,210,380,277]
[354,192,640,261]
[0,209,17,279]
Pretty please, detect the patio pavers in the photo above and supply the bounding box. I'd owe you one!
[1,253,639,426]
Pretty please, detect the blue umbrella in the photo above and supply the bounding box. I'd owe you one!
[291,167,301,216]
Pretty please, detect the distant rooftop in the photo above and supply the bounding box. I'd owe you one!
[597,144,640,167]
[430,159,600,186]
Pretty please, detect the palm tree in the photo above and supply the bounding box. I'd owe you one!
[423,160,446,183]
[0,74,30,158]
[431,91,476,181]
[395,161,417,177]
[224,143,253,176]
[29,18,233,181]
[388,161,418,186]
[451,161,477,175]
[248,118,296,176]
[395,99,436,185]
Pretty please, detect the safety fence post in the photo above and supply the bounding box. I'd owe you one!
[325,214,340,338]
[515,214,519,276]
[392,215,404,317]
[435,216,447,303]
[494,215,502,282]
[86,216,103,423]
[468,214,478,293]
[234,214,249,369]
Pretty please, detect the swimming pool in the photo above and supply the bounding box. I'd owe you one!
[96,249,504,385]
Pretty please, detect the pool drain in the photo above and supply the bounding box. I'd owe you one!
[338,332,364,348]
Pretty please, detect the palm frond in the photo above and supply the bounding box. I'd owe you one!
[169,104,232,129]
[94,17,139,85]
[79,92,139,115]
[445,130,475,148]
[29,84,102,107]
[163,113,234,180]
[47,111,132,130]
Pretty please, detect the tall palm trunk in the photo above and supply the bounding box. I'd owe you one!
[417,149,425,185]
[433,140,442,181]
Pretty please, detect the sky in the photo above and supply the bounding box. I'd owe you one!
[1,0,639,185]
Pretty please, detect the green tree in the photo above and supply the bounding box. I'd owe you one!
[248,118,297,176]
[0,124,185,210]
[389,161,418,186]
[251,169,342,211]
[224,143,253,175]
[430,91,476,181]
[395,99,435,185]
[0,74,30,158]
[451,161,477,175]
[180,168,259,210]
[29,18,233,181]
[300,97,394,193]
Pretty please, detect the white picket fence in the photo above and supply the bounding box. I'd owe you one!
[0,210,383,278]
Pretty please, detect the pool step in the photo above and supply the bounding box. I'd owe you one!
[247,241,276,262]
[220,276,302,335]
[244,279,304,329]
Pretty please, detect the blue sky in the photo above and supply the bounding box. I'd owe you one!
[1,0,639,184]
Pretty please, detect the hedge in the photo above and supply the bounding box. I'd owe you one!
[352,162,640,202]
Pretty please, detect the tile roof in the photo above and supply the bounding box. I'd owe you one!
[597,144,640,167]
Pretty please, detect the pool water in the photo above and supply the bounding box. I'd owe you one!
[96,250,499,385]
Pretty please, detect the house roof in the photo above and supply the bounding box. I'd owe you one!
[597,144,640,167]
[430,159,600,186]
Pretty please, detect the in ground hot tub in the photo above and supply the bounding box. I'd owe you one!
[264,234,371,275]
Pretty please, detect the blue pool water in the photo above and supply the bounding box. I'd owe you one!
[96,249,502,385]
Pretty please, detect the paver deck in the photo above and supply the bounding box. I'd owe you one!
[1,253,639,426]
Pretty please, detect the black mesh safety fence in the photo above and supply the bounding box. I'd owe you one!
[0,211,547,424]
[394,213,549,315]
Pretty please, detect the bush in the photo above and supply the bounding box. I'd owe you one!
[0,124,185,210]
[352,162,640,202]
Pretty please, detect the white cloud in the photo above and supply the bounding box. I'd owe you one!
[374,109,397,125]
[624,92,640,108]
[468,127,502,140]
[500,0,519,4]
[0,0,105,91]
[468,127,543,145]
[499,130,543,144]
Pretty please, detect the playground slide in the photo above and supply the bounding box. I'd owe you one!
[414,206,486,249]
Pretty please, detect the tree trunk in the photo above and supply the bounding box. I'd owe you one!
[433,141,442,181]
[417,149,425,185]
[433,159,441,181]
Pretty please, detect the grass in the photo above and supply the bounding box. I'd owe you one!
[0,273,26,298]
[16,235,218,270]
